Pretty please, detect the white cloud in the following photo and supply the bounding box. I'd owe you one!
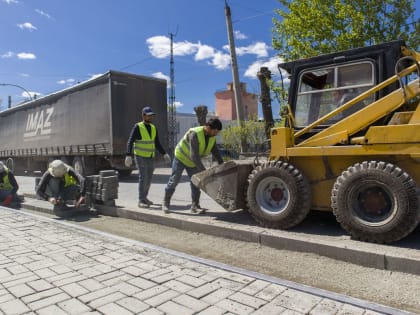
[2,0,19,4]
[152,71,169,82]
[234,30,247,40]
[1,51,14,58]
[209,52,231,70]
[146,36,171,58]
[21,91,40,99]
[195,44,215,61]
[244,56,286,79]
[239,42,269,58]
[2,51,37,60]
[20,73,30,77]
[17,22,37,31]
[57,78,75,85]
[173,40,199,56]
[174,101,183,108]
[224,42,269,58]
[147,35,230,70]
[146,35,271,73]
[35,9,52,19]
[146,36,200,59]
[88,73,102,80]
[17,52,36,60]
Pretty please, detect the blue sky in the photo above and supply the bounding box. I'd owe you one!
[0,0,283,116]
[1,0,419,117]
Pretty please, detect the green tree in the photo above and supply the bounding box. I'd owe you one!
[273,0,420,61]
[221,118,267,159]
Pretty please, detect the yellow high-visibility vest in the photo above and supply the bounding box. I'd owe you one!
[175,126,215,168]
[0,167,12,190]
[134,122,156,157]
[47,165,77,187]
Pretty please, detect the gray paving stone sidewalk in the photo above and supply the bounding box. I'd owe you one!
[0,207,411,315]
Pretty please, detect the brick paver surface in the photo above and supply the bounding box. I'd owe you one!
[0,208,399,314]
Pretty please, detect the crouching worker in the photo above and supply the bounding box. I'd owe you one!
[36,160,86,211]
[0,161,20,207]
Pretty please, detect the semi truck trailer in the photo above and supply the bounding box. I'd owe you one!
[0,70,168,176]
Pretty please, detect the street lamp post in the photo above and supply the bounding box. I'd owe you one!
[0,83,33,107]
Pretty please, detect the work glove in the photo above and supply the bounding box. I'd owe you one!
[3,195,13,206]
[163,153,171,164]
[75,196,85,208]
[124,156,133,167]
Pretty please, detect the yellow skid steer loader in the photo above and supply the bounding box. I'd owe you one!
[193,40,420,244]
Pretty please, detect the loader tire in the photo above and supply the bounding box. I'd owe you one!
[246,161,311,229]
[331,161,419,244]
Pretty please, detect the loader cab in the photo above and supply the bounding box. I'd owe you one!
[295,60,376,126]
[279,40,405,139]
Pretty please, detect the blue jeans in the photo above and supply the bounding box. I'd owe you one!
[165,157,200,204]
[0,189,17,201]
[45,178,79,201]
[135,155,155,201]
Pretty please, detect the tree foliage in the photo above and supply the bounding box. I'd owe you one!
[273,0,420,61]
[221,117,267,158]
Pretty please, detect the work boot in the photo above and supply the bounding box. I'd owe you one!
[161,203,170,214]
[161,191,172,214]
[190,202,204,214]
[138,200,150,208]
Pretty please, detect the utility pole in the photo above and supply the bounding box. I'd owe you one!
[168,32,177,157]
[224,0,246,152]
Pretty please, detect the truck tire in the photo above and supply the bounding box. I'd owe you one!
[118,169,132,177]
[72,157,85,176]
[246,161,311,229]
[331,161,419,243]
[72,156,97,176]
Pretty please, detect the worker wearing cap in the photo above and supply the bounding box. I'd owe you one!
[36,159,86,209]
[125,106,171,208]
[162,118,224,214]
[0,161,20,207]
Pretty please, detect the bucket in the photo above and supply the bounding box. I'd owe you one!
[192,160,253,211]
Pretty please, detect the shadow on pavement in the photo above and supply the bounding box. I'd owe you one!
[119,173,189,184]
[53,211,102,222]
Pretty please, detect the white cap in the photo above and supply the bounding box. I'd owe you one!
[0,161,4,172]
[49,160,67,177]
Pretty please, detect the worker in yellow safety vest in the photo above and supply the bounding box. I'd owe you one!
[162,118,224,214]
[36,159,86,210]
[125,106,171,208]
[0,161,20,207]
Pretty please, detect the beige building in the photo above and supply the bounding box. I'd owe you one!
[215,82,258,120]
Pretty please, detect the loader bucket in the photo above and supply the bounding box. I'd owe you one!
[191,160,254,211]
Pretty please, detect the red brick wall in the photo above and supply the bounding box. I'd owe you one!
[215,83,258,120]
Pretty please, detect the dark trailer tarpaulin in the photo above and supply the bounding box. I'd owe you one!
[0,70,168,175]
